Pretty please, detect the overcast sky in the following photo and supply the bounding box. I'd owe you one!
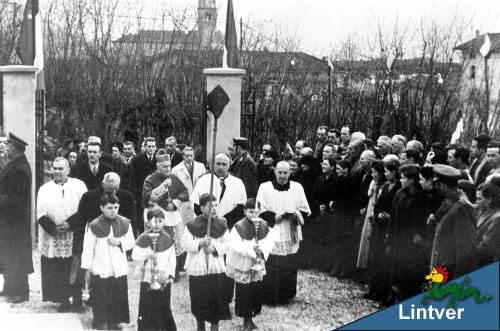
[232,0,500,56]
[37,0,500,57]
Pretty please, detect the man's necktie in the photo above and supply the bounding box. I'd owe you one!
[219,178,226,201]
[187,163,194,184]
[92,166,97,176]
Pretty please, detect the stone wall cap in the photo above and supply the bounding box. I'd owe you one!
[0,65,38,73]
[203,68,246,75]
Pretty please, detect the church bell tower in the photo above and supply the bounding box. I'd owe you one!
[198,0,217,46]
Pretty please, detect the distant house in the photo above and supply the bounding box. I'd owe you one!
[454,32,500,132]
[112,0,223,56]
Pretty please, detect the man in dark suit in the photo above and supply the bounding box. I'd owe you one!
[75,136,114,166]
[70,142,112,190]
[229,137,258,198]
[130,137,157,233]
[0,133,33,303]
[112,141,135,192]
[470,134,492,187]
[165,136,183,168]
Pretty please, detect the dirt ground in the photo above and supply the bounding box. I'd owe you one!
[0,250,380,330]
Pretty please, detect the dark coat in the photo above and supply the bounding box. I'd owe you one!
[169,150,183,168]
[257,163,275,185]
[112,155,135,192]
[387,186,430,297]
[76,151,114,167]
[68,187,136,255]
[430,191,478,278]
[470,154,492,187]
[230,152,258,198]
[0,154,33,275]
[69,161,113,190]
[130,153,157,203]
[312,172,336,207]
[477,209,500,267]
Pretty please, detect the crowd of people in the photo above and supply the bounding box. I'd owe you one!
[0,125,499,330]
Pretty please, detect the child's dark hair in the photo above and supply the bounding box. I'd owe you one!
[244,198,256,209]
[146,207,165,221]
[100,194,119,206]
[199,193,217,207]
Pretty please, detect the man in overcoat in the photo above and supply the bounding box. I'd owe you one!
[229,137,258,199]
[0,133,33,303]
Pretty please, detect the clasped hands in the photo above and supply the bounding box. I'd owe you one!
[199,237,216,254]
[55,221,70,234]
[276,211,295,224]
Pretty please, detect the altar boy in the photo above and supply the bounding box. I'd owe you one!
[181,193,231,331]
[81,194,135,330]
[226,198,276,331]
[133,207,177,331]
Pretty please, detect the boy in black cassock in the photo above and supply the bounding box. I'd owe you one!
[133,207,177,331]
[226,199,276,331]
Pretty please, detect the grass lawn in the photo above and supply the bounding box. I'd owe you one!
[1,250,380,330]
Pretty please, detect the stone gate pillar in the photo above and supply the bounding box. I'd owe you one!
[203,68,246,163]
[0,65,37,238]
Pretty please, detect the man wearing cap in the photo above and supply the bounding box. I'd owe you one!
[229,137,258,199]
[0,133,33,303]
[430,164,478,279]
[70,142,113,190]
[0,133,8,173]
[36,157,87,312]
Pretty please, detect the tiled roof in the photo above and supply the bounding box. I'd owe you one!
[454,33,500,53]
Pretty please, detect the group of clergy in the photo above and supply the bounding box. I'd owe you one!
[5,134,310,329]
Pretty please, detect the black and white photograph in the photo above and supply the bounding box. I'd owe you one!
[0,0,499,330]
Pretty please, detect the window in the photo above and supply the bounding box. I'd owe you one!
[470,65,476,80]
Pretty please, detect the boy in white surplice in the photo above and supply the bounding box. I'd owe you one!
[81,194,135,330]
[133,207,177,331]
[226,198,276,331]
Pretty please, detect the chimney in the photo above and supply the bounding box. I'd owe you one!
[476,30,480,38]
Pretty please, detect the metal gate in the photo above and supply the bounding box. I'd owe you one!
[35,89,45,192]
